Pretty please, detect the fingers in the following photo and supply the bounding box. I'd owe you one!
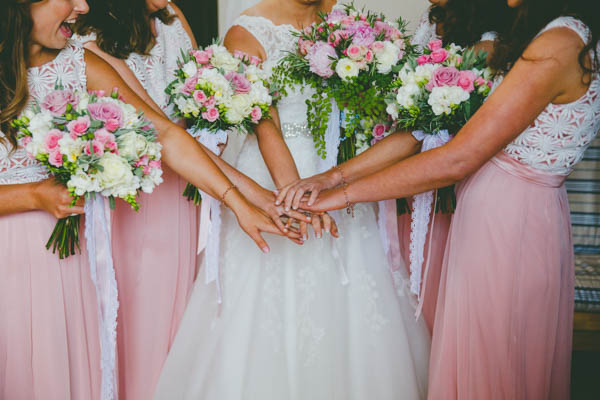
[300,221,308,241]
[311,214,322,239]
[283,208,311,223]
[291,187,307,211]
[275,184,291,205]
[249,229,270,253]
[322,213,332,235]
[308,188,321,206]
[56,205,84,219]
[330,218,340,238]
[73,197,85,207]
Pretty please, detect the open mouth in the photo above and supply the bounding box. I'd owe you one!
[59,20,75,38]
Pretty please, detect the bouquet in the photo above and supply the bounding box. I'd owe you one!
[384,39,495,296]
[386,39,494,213]
[166,44,276,204]
[12,87,163,258]
[274,3,415,163]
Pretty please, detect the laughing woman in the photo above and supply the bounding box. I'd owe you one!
[0,1,287,399]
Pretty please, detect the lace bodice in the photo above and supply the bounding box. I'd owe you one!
[232,15,313,126]
[0,41,87,185]
[125,5,193,119]
[501,17,600,175]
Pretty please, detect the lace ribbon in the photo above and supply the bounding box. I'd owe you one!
[84,196,118,400]
[408,130,451,296]
[190,128,228,304]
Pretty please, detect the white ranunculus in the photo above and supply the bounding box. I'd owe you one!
[118,131,149,160]
[249,83,271,105]
[182,61,198,78]
[174,97,200,116]
[386,103,399,119]
[225,109,244,124]
[140,167,163,193]
[395,86,416,108]
[57,135,84,162]
[428,86,470,115]
[97,153,137,197]
[76,92,90,113]
[228,94,253,119]
[28,110,54,139]
[336,58,360,80]
[414,64,436,84]
[68,168,101,196]
[376,42,400,74]
[209,46,240,72]
[145,142,162,159]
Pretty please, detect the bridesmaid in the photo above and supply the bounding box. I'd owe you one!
[2,0,290,398]
[292,0,599,397]
[74,2,200,398]
[0,1,100,399]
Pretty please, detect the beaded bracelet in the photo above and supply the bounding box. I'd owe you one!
[221,185,237,207]
[333,166,354,217]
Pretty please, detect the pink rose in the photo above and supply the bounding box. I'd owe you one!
[66,115,90,137]
[87,102,124,127]
[225,72,251,94]
[371,41,386,55]
[346,45,364,61]
[372,123,387,140]
[373,21,388,36]
[193,90,208,104]
[364,50,373,63]
[475,77,486,86]
[427,66,460,91]
[299,38,315,55]
[192,50,211,64]
[431,48,448,63]
[44,129,63,152]
[202,107,219,122]
[105,118,121,132]
[307,41,338,78]
[93,128,115,145]
[250,106,262,123]
[181,76,198,95]
[457,70,476,93]
[205,96,216,108]
[428,40,443,51]
[48,149,64,167]
[417,55,432,65]
[249,56,261,66]
[84,140,104,157]
[42,90,78,116]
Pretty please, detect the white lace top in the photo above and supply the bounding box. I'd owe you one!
[502,17,600,175]
[0,41,87,185]
[126,5,193,118]
[233,15,314,131]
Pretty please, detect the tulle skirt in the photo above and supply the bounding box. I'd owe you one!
[111,166,198,400]
[428,154,573,400]
[0,210,101,400]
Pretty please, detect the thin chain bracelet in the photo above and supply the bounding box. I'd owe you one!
[333,165,354,217]
[221,184,237,207]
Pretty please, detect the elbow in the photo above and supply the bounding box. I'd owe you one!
[446,157,476,183]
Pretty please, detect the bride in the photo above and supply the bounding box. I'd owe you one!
[154,1,430,399]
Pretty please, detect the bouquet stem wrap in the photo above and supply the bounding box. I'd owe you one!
[408,130,451,301]
[84,196,118,400]
[191,128,228,304]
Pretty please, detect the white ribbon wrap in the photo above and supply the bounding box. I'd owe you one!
[408,130,451,296]
[84,195,118,400]
[189,128,228,304]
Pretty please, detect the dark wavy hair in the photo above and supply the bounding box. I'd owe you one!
[0,0,40,149]
[429,0,515,47]
[75,0,175,59]
[489,0,599,74]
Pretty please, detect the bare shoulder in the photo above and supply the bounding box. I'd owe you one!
[523,27,585,69]
[224,25,265,60]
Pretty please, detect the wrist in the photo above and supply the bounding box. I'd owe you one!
[328,167,344,187]
[28,181,43,211]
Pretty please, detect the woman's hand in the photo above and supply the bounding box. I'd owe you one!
[301,187,347,214]
[275,169,342,212]
[232,199,286,253]
[32,179,85,219]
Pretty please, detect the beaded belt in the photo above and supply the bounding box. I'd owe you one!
[281,122,312,139]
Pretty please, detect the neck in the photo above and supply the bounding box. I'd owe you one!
[28,43,61,68]
[274,0,332,29]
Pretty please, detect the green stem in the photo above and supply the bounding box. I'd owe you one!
[46,215,82,259]
[183,182,202,206]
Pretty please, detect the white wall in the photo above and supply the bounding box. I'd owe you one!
[219,0,429,35]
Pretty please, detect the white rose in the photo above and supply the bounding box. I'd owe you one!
[414,64,436,84]
[244,65,268,82]
[174,97,200,116]
[376,42,400,74]
[225,109,244,124]
[395,86,416,108]
[145,142,162,159]
[249,83,271,105]
[57,135,84,162]
[182,61,198,78]
[336,58,360,80]
[428,86,469,115]
[118,131,149,160]
[386,103,399,119]
[97,153,137,197]
[140,168,163,193]
[227,94,253,119]
[68,169,101,196]
[28,110,54,139]
[210,46,240,72]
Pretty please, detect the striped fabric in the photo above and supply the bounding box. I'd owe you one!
[569,136,600,312]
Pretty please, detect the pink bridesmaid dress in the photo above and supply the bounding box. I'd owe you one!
[428,17,600,399]
[0,42,101,400]
[109,8,198,400]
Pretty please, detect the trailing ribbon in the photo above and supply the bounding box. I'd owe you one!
[84,195,118,400]
[189,128,228,304]
[408,130,451,296]
[377,199,403,272]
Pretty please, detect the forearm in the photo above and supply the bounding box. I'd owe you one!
[0,182,39,216]
[256,120,300,188]
[340,131,421,182]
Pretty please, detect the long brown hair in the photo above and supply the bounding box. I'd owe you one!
[490,0,599,74]
[0,0,39,149]
[75,0,175,59]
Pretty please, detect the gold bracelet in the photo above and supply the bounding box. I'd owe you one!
[221,184,237,207]
[333,165,347,186]
[341,182,354,218]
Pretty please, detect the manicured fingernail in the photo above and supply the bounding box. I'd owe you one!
[303,235,308,241]
[325,228,330,234]
[283,228,288,233]
[308,201,313,206]
[285,206,290,211]
[293,205,298,210]
[306,217,311,222]
[262,247,270,253]
[317,233,322,239]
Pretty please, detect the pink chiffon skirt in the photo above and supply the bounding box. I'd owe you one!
[0,211,101,400]
[428,154,573,400]
[110,166,198,400]
[398,199,452,333]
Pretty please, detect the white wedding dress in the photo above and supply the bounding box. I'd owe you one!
[154,15,430,400]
